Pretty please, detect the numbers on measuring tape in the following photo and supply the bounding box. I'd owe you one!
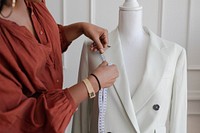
[98,53,112,133]
[98,88,108,133]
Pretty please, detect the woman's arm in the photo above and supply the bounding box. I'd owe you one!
[68,61,118,105]
[0,73,77,133]
[0,47,117,133]
[60,22,108,53]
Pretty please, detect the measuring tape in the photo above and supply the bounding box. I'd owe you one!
[98,53,109,133]
[98,88,108,133]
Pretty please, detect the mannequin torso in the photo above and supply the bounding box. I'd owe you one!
[73,1,187,132]
[118,1,149,96]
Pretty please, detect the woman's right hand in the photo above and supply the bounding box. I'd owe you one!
[67,61,118,105]
[91,61,119,89]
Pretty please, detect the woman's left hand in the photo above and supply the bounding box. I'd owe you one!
[82,23,108,54]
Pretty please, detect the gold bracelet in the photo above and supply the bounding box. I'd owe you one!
[82,78,96,98]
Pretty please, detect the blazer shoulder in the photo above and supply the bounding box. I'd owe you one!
[147,28,185,55]
[159,37,185,57]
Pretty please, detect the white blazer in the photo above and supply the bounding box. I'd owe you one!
[72,28,187,133]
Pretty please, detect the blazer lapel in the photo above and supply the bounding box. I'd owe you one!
[104,29,140,132]
[132,28,169,113]
[104,28,169,132]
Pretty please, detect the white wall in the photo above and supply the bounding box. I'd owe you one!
[46,0,200,133]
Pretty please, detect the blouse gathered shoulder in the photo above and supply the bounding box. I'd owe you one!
[0,1,76,133]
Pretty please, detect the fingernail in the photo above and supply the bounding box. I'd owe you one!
[100,49,104,54]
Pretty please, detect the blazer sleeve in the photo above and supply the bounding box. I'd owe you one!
[72,41,91,133]
[169,48,187,133]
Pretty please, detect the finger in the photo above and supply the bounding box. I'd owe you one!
[90,47,95,51]
[93,37,105,54]
[99,48,104,54]
[90,44,94,48]
[100,61,108,66]
[92,45,101,51]
[90,43,98,51]
[90,44,94,50]
[100,32,109,48]
[90,45,94,49]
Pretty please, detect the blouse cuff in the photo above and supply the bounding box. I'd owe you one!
[64,89,77,109]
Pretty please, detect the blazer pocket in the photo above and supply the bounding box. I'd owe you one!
[154,126,166,133]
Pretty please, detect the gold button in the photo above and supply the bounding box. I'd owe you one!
[40,30,43,35]
[56,80,59,83]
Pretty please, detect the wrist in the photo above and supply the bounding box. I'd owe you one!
[90,73,101,90]
[88,75,99,93]
[82,78,96,99]
[79,22,89,35]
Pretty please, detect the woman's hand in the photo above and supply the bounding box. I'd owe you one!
[91,61,119,88]
[81,23,108,54]
[62,22,108,53]
[67,61,118,105]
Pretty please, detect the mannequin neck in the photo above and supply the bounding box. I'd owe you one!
[121,0,141,10]
[118,9,145,45]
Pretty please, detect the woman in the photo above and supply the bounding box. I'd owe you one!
[0,0,119,132]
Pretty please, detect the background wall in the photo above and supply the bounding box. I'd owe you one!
[46,0,200,132]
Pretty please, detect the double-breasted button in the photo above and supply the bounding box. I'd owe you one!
[153,104,160,111]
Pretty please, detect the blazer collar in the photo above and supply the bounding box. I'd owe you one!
[132,28,169,113]
[103,27,168,132]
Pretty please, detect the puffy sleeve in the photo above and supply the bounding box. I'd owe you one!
[58,24,72,53]
[169,48,187,133]
[0,82,76,133]
[0,37,76,133]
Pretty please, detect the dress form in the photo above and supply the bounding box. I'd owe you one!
[118,0,149,96]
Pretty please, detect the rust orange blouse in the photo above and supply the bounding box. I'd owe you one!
[0,1,77,133]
